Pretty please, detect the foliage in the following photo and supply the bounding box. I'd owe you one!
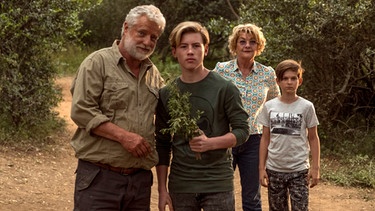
[160,81,203,139]
[2,0,374,187]
[160,81,203,159]
[208,0,375,158]
[321,130,375,188]
[322,155,375,188]
[54,45,95,76]
[298,1,375,155]
[78,0,243,68]
[0,0,99,141]
[150,54,181,81]
[79,0,138,48]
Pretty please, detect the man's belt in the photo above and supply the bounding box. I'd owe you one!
[93,162,141,175]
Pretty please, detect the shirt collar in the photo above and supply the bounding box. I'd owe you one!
[112,40,153,70]
[234,59,259,74]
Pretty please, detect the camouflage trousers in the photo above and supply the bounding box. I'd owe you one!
[266,169,309,211]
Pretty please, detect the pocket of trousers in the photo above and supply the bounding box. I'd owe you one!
[75,163,100,191]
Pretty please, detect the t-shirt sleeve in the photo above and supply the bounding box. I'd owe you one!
[306,103,319,128]
[257,104,270,127]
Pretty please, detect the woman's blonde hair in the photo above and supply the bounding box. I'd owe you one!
[228,23,266,56]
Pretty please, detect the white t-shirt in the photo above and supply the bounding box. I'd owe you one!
[257,96,319,172]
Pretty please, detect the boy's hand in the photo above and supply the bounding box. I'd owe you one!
[308,168,320,188]
[259,169,269,187]
[189,133,209,152]
[158,190,174,211]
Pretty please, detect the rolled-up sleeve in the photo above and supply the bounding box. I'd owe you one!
[70,55,110,132]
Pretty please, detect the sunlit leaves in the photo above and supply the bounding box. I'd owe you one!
[160,81,203,140]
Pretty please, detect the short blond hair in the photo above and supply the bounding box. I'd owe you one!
[228,23,266,56]
[169,21,210,48]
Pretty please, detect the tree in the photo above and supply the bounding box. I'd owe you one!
[208,0,375,155]
[79,0,139,48]
[300,1,375,155]
[78,0,242,68]
[0,0,100,140]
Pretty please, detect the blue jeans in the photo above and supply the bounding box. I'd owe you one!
[232,134,262,211]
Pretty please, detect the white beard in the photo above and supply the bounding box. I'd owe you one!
[123,37,154,61]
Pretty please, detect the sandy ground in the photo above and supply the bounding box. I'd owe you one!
[0,76,374,211]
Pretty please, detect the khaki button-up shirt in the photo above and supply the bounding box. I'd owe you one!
[70,40,164,169]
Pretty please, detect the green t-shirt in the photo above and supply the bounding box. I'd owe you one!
[156,71,250,193]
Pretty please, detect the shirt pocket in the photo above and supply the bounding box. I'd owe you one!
[103,82,129,110]
[147,85,159,99]
[146,84,160,109]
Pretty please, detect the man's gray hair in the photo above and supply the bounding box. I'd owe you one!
[121,5,166,35]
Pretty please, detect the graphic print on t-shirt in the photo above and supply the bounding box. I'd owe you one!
[270,112,302,136]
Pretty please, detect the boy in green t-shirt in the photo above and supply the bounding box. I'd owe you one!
[155,21,250,211]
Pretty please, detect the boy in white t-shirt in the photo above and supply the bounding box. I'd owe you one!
[257,59,320,211]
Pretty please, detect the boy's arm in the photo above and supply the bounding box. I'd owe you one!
[308,126,320,188]
[259,126,270,187]
[156,165,174,211]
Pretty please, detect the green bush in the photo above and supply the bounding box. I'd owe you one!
[0,1,97,143]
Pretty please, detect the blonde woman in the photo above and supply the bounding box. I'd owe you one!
[213,23,280,211]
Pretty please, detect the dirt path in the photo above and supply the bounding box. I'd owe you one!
[0,76,374,211]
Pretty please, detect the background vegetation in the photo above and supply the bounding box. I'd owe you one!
[1,0,374,188]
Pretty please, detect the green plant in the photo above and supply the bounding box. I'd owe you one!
[321,155,375,188]
[0,1,99,143]
[160,81,203,159]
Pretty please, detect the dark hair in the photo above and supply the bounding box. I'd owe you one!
[275,59,305,80]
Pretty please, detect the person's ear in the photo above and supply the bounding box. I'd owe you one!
[299,78,303,86]
[172,47,176,58]
[204,45,209,56]
[122,22,129,36]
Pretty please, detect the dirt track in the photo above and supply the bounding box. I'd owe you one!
[0,76,374,211]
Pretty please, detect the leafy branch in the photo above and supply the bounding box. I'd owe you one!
[160,81,203,159]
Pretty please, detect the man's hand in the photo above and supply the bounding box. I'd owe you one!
[120,132,152,157]
[92,122,152,158]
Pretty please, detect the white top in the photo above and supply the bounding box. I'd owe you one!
[257,96,319,172]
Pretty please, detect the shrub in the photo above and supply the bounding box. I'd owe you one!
[0,1,98,142]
